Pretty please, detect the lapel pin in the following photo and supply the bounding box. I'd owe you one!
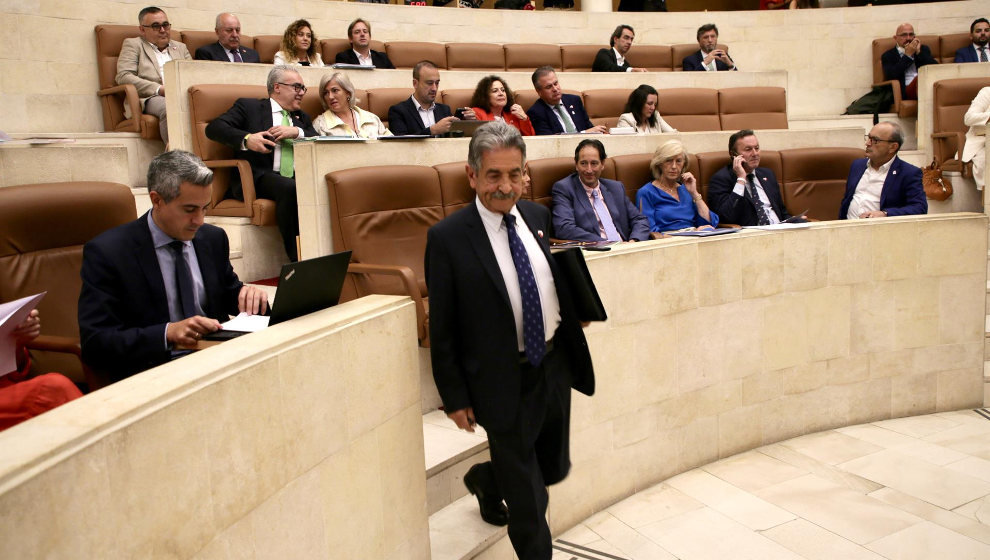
[537,230,544,238]
[892,170,897,175]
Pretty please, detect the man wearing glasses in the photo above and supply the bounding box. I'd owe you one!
[881,23,937,101]
[839,122,927,220]
[115,6,191,143]
[205,66,317,261]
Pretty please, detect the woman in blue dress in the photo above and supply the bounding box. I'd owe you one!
[635,140,718,233]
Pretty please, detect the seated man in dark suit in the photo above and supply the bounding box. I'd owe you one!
[552,139,649,242]
[388,60,475,136]
[954,18,990,63]
[79,151,268,383]
[194,13,260,63]
[881,23,937,100]
[707,129,791,226]
[334,18,395,69]
[526,66,607,135]
[840,122,926,219]
[592,25,647,73]
[683,23,736,71]
[205,65,317,261]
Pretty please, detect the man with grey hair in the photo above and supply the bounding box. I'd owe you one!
[426,121,595,559]
[206,65,317,261]
[79,150,268,383]
[194,13,260,63]
[839,121,927,219]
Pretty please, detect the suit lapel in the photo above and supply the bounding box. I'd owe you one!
[464,203,511,307]
[134,212,171,320]
[192,233,218,318]
[598,180,625,236]
[879,157,901,208]
[141,40,164,81]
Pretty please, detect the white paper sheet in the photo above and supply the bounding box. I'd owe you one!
[0,292,47,376]
[221,312,270,333]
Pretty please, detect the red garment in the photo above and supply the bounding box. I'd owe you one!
[0,348,82,431]
[472,106,536,136]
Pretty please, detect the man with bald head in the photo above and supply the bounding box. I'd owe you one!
[881,23,937,100]
[195,13,260,63]
[839,121,926,220]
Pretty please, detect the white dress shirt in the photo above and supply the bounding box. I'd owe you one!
[148,40,172,83]
[847,157,894,218]
[353,49,374,66]
[613,48,633,72]
[896,45,919,85]
[267,98,305,173]
[412,95,438,129]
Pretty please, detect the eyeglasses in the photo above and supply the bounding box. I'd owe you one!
[277,82,307,94]
[865,135,895,144]
[141,22,171,31]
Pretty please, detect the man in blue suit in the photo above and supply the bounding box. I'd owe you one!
[954,18,990,63]
[839,122,927,219]
[526,66,607,135]
[194,13,261,63]
[551,139,649,242]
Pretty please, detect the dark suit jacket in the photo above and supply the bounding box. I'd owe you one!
[551,174,649,241]
[334,48,395,69]
[194,42,261,63]
[707,165,790,226]
[204,98,317,199]
[79,213,243,381]
[881,45,937,90]
[592,48,631,72]
[954,45,985,63]
[526,94,594,135]
[387,97,453,136]
[426,200,595,433]
[682,50,733,71]
[838,156,927,219]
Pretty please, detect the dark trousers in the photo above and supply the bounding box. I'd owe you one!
[480,348,572,560]
[255,171,299,261]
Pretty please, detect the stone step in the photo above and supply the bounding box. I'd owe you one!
[423,410,490,516]
[429,494,508,560]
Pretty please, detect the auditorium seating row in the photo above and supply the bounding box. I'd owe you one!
[931,76,990,175]
[188,83,787,224]
[327,146,863,346]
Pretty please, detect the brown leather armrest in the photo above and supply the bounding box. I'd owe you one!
[205,159,256,212]
[347,262,429,346]
[98,83,141,132]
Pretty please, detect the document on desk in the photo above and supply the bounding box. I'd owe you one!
[221,312,270,333]
[743,223,811,231]
[666,228,741,237]
[0,292,46,376]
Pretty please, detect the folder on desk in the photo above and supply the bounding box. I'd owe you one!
[551,248,607,322]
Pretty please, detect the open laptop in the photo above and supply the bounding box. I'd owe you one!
[203,250,352,340]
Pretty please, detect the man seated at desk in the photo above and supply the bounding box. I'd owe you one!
[194,13,260,63]
[707,129,790,226]
[839,122,927,219]
[334,18,394,68]
[79,150,268,382]
[526,66,607,135]
[388,61,475,136]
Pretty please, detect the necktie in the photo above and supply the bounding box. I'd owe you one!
[169,240,198,319]
[279,110,293,178]
[230,48,243,63]
[747,173,771,226]
[503,213,545,366]
[554,103,577,133]
[981,47,988,63]
[591,189,621,241]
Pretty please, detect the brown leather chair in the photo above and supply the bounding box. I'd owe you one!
[366,88,414,126]
[525,157,574,208]
[610,153,654,203]
[719,87,788,131]
[504,44,562,71]
[671,43,728,71]
[560,45,601,72]
[326,165,442,345]
[938,33,971,64]
[932,77,990,174]
[658,88,720,131]
[435,162,474,216]
[0,182,136,390]
[385,41,447,69]
[180,31,256,57]
[94,24,177,139]
[253,35,282,63]
[695,150,781,204]
[440,89,474,112]
[871,35,939,118]
[779,147,863,220]
[625,45,673,72]
[321,38,387,64]
[583,88,632,128]
[446,43,505,71]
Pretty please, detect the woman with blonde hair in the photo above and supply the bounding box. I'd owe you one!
[313,73,391,138]
[274,19,324,67]
[635,140,718,232]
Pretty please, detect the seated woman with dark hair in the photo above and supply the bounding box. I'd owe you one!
[469,75,535,136]
[274,19,324,67]
[636,140,718,232]
[314,72,391,138]
[617,84,677,134]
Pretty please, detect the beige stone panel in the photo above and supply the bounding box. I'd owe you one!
[892,277,940,350]
[677,416,719,473]
[937,368,985,411]
[781,227,829,293]
[0,59,46,95]
[654,242,700,316]
[939,274,986,345]
[914,342,984,375]
[760,393,817,445]
[719,298,764,380]
[718,404,763,458]
[850,282,895,355]
[781,361,827,395]
[762,292,808,371]
[588,326,649,425]
[377,404,431,559]
[828,225,873,286]
[827,355,869,386]
[696,236,742,307]
[742,369,783,405]
[918,218,988,276]
[249,468,330,559]
[806,285,851,361]
[845,378,894,426]
[891,372,938,418]
[595,250,659,325]
[870,349,915,379]
[319,435,385,559]
[0,145,125,185]
[50,61,100,96]
[871,221,919,281]
[676,306,722,393]
[612,406,658,449]
[741,233,785,299]
[0,13,20,62]
[632,315,679,408]
[20,15,91,64]
[0,94,28,138]
[546,462,598,539]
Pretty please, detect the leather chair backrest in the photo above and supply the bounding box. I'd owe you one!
[695,150,781,203]
[446,43,505,71]
[719,87,788,131]
[610,153,653,203]
[435,162,474,216]
[253,35,282,63]
[0,182,136,382]
[505,44,562,71]
[872,35,938,83]
[670,43,727,71]
[657,88,720,132]
[778,147,862,220]
[625,45,673,71]
[526,157,574,209]
[938,32,971,64]
[321,38,352,63]
[326,166,443,297]
[386,41,447,69]
[932,77,990,163]
[583,88,632,128]
[180,31,256,56]
[366,88,414,125]
[440,89,475,112]
[188,84,268,162]
[95,24,172,90]
[601,158,616,182]
[560,45,601,72]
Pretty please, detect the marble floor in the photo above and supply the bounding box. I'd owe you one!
[550,409,990,560]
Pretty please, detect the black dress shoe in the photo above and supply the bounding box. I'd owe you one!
[463,464,509,526]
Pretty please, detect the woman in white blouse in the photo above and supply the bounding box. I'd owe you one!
[962,86,990,190]
[313,73,391,138]
[273,19,324,67]
[616,84,677,134]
